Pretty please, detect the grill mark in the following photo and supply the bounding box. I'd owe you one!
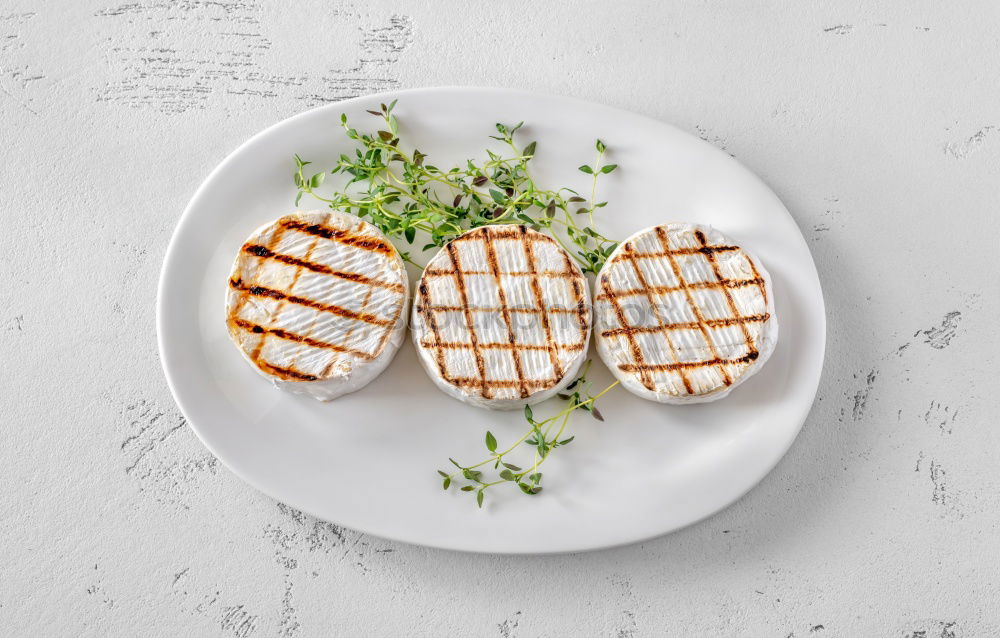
[560,249,591,347]
[445,377,561,389]
[619,351,759,373]
[620,243,693,393]
[280,219,393,254]
[257,361,320,381]
[230,318,375,361]
[519,225,564,381]
[655,226,732,388]
[453,225,560,242]
[419,340,586,352]
[416,282,450,383]
[745,253,768,306]
[600,313,771,336]
[482,230,529,399]
[445,242,491,399]
[243,244,405,292]
[422,268,578,278]
[629,245,740,259]
[229,279,394,327]
[594,277,765,301]
[425,305,580,314]
[695,230,758,364]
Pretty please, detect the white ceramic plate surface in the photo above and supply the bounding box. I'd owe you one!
[158,87,825,554]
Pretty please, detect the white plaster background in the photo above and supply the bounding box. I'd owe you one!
[2,1,998,636]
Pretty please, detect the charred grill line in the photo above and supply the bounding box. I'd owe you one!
[230,317,375,361]
[560,249,592,348]
[482,231,530,399]
[519,225,565,383]
[257,361,320,381]
[426,305,580,314]
[229,279,394,328]
[419,340,586,352]
[445,241,491,399]
[280,219,393,254]
[243,244,405,292]
[618,350,760,373]
[628,245,741,259]
[594,277,765,301]
[600,313,772,337]
[416,281,451,384]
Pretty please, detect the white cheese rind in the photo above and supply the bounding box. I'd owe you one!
[225,210,409,402]
[412,225,592,410]
[593,223,778,404]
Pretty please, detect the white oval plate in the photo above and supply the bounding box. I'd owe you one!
[158,87,825,554]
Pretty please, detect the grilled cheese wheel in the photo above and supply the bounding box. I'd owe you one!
[226,210,409,401]
[594,223,777,404]
[412,225,592,410]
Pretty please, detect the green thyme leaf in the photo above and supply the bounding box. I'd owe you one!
[485,431,497,452]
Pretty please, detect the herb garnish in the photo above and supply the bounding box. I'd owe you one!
[439,361,620,507]
[292,100,622,507]
[293,100,619,273]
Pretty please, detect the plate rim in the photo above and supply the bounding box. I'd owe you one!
[157,85,827,554]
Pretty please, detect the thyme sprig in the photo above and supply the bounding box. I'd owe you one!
[293,100,619,273]
[291,100,623,508]
[439,361,620,508]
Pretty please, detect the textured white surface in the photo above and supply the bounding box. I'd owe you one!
[2,1,999,636]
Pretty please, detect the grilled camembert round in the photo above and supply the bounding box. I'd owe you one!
[226,210,409,401]
[412,225,592,410]
[594,223,777,404]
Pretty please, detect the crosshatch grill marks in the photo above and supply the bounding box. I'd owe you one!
[445,241,491,399]
[653,226,732,387]
[414,225,591,402]
[620,243,694,393]
[519,225,565,381]
[595,224,775,399]
[482,234,529,398]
